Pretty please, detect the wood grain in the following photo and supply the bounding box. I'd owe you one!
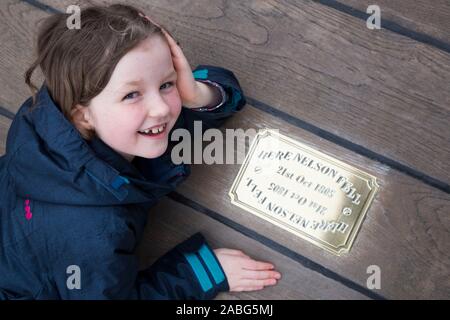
[0,116,12,155]
[0,0,46,109]
[337,0,450,45]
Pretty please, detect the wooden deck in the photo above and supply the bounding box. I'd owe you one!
[1,0,449,299]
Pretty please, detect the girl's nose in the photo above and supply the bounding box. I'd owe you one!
[146,97,171,118]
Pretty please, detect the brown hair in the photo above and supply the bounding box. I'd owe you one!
[24,3,169,140]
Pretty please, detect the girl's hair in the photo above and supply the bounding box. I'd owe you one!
[24,3,167,140]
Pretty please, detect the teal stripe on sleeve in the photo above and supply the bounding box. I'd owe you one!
[198,244,225,285]
[184,252,213,292]
[193,69,208,80]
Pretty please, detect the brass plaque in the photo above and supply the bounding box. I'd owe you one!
[229,130,379,255]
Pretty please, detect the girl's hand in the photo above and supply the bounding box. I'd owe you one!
[139,13,211,108]
[213,248,282,292]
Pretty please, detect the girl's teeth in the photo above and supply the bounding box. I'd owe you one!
[139,124,166,135]
[151,125,164,134]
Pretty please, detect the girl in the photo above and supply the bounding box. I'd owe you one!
[0,3,281,299]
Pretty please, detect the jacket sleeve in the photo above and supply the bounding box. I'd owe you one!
[170,64,247,136]
[54,232,228,300]
[136,232,229,300]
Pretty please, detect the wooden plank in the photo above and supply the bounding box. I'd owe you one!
[0,116,12,155]
[170,106,450,299]
[0,0,46,109]
[337,0,450,45]
[13,0,450,185]
[136,196,369,299]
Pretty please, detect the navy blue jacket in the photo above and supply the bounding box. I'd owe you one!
[0,65,246,299]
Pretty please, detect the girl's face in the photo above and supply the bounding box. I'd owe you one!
[79,35,182,162]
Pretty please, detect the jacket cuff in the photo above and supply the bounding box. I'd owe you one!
[177,232,229,299]
[189,80,228,112]
[192,65,246,114]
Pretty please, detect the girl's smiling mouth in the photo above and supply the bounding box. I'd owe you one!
[137,123,167,138]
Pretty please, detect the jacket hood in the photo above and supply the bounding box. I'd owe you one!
[4,84,183,206]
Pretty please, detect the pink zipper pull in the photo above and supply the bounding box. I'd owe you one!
[24,199,32,220]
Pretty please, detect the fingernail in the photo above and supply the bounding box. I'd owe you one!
[275,273,281,279]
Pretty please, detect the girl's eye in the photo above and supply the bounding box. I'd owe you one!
[160,81,174,90]
[123,91,140,101]
[122,82,174,101]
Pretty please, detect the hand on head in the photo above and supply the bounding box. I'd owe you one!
[139,12,204,108]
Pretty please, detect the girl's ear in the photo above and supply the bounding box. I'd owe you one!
[70,104,95,137]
